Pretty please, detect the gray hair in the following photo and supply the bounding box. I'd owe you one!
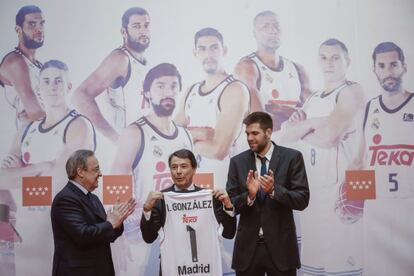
[66,150,94,180]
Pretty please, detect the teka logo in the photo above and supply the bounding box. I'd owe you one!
[22,176,52,206]
[153,161,173,191]
[369,134,414,166]
[182,214,198,223]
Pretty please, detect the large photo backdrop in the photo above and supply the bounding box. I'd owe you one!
[0,0,413,275]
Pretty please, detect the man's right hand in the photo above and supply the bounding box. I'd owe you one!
[143,191,163,212]
[107,197,137,229]
[246,170,260,200]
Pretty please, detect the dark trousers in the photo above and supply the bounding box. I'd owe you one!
[236,242,296,276]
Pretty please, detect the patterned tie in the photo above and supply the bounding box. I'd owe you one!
[258,156,267,201]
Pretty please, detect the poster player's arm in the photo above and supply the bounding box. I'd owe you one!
[350,109,368,170]
[173,86,191,127]
[193,82,249,160]
[302,83,365,148]
[234,58,263,112]
[111,124,142,175]
[0,128,51,188]
[72,51,129,143]
[0,54,44,121]
[278,107,327,143]
[295,63,312,105]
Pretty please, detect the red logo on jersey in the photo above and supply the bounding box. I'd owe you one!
[22,176,52,206]
[182,214,198,223]
[369,134,414,166]
[345,170,376,200]
[153,161,173,191]
[103,175,132,204]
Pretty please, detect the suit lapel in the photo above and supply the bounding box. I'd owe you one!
[68,182,106,220]
[247,151,257,172]
[269,142,281,176]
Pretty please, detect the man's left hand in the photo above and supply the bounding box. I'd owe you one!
[213,189,233,210]
[259,169,275,194]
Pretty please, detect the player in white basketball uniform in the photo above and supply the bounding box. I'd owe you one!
[360,42,414,276]
[0,5,45,151]
[1,60,96,276]
[234,10,311,131]
[105,47,148,130]
[0,7,46,272]
[140,149,236,276]
[111,63,192,274]
[73,7,150,143]
[175,27,249,189]
[279,39,365,275]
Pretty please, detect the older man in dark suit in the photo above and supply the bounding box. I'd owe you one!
[51,149,136,276]
[227,111,310,276]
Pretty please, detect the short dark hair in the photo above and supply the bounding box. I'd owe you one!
[66,150,94,180]
[320,38,349,56]
[243,111,273,131]
[143,63,182,92]
[194,27,223,47]
[254,10,277,25]
[372,41,405,64]
[16,5,42,27]
[40,59,69,73]
[122,7,149,28]
[168,149,197,169]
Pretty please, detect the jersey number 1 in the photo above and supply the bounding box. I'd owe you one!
[186,225,198,262]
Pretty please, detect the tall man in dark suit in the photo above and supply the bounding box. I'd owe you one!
[227,111,310,276]
[140,149,236,275]
[51,149,136,276]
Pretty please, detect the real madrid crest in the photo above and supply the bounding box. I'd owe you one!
[153,145,163,157]
[371,118,380,130]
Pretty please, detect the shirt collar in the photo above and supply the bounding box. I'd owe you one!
[69,180,88,195]
[256,142,274,161]
[174,183,195,192]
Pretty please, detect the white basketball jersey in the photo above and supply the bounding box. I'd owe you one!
[131,117,193,204]
[104,47,149,130]
[0,48,42,129]
[363,93,414,276]
[20,110,96,165]
[299,82,363,276]
[185,75,236,128]
[301,81,357,186]
[184,76,239,188]
[160,190,222,276]
[364,93,414,198]
[247,53,302,109]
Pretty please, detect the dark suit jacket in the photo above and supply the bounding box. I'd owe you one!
[226,142,310,272]
[140,184,237,243]
[50,182,123,276]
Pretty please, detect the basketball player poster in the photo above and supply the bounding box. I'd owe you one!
[1,0,413,275]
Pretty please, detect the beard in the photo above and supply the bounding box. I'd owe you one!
[127,32,149,52]
[203,59,218,75]
[380,76,403,92]
[23,32,43,49]
[153,98,175,117]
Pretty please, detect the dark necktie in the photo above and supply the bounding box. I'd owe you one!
[258,156,267,201]
[86,192,98,211]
